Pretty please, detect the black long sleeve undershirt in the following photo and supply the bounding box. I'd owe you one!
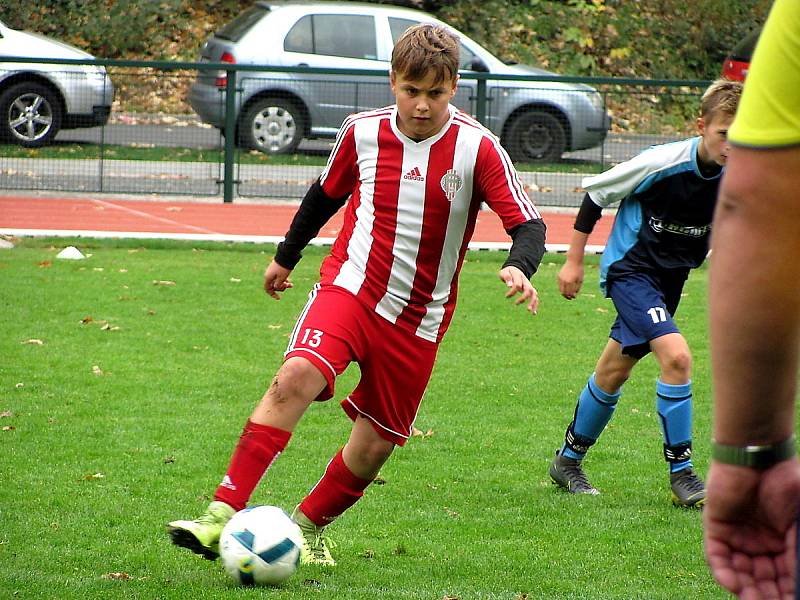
[573,192,603,234]
[503,218,547,279]
[274,179,348,269]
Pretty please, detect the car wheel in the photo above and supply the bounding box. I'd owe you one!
[0,81,63,147]
[504,110,566,163]
[239,97,304,154]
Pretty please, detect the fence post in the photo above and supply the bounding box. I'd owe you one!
[222,69,237,203]
[475,77,487,125]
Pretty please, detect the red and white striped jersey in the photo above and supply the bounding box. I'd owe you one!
[318,104,540,343]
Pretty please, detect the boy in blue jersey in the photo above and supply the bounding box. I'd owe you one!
[548,79,742,507]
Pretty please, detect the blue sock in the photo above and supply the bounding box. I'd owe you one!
[561,374,620,460]
[656,380,693,473]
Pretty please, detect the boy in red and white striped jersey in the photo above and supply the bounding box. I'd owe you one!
[167,23,546,566]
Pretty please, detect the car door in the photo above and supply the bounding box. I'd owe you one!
[283,13,384,132]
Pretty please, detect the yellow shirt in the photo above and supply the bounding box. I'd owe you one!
[728,0,800,147]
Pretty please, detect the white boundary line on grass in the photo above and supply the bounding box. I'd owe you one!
[0,228,606,255]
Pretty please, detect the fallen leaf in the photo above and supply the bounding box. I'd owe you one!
[152,280,176,286]
[0,411,13,418]
[118,269,128,273]
[595,307,608,313]
[37,260,52,268]
[101,323,120,332]
[83,472,105,480]
[22,339,43,345]
[14,382,23,389]
[92,365,104,376]
[103,572,131,580]
[163,456,176,464]
[2,426,15,431]
[268,324,282,330]
[230,277,241,283]
[80,316,94,324]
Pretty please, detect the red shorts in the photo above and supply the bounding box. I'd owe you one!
[284,284,439,446]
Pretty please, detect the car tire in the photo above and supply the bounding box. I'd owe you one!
[0,81,63,147]
[238,97,304,154]
[504,110,566,163]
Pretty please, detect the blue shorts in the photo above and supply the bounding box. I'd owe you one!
[607,272,686,359]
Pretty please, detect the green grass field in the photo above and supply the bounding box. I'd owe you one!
[0,238,725,599]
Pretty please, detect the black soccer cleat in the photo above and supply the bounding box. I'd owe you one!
[549,450,600,495]
[670,467,705,508]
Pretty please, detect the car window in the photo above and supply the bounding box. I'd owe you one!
[388,17,479,71]
[285,14,377,60]
[284,15,313,53]
[217,5,270,42]
[389,17,418,45]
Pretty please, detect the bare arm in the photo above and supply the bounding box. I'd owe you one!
[704,145,800,599]
[557,228,590,300]
[709,145,800,445]
[558,193,602,299]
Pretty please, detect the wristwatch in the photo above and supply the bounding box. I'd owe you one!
[712,436,796,470]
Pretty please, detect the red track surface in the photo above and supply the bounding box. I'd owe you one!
[0,195,611,249]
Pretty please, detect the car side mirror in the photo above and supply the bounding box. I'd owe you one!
[470,58,489,73]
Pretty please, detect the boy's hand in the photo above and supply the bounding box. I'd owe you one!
[558,261,584,299]
[264,259,294,300]
[499,266,538,315]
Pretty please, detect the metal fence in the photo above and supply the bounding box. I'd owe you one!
[0,57,711,207]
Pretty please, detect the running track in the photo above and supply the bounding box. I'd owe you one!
[0,195,611,252]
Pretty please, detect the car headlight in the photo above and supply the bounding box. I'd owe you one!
[81,63,107,77]
[586,90,605,111]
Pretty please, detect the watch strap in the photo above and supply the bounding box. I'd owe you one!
[712,436,796,470]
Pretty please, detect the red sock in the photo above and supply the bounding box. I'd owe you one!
[298,449,371,526]
[214,420,291,511]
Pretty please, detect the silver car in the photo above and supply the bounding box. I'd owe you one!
[0,19,114,147]
[189,1,609,163]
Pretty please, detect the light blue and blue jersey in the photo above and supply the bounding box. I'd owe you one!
[582,137,722,295]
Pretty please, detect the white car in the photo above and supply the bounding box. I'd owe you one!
[189,1,609,163]
[0,19,114,147]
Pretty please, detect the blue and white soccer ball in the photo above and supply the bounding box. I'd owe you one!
[219,505,303,586]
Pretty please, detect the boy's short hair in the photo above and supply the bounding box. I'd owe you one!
[391,23,460,85]
[701,79,743,122]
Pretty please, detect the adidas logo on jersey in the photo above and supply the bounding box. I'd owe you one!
[403,167,425,181]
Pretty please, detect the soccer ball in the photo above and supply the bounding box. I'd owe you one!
[219,505,303,586]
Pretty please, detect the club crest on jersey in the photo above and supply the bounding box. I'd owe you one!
[403,167,425,181]
[440,169,463,202]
